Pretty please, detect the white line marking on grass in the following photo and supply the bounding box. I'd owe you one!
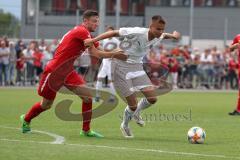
[0,138,52,144]
[1,125,239,159]
[32,129,65,144]
[66,143,240,160]
[1,138,240,159]
[0,125,65,144]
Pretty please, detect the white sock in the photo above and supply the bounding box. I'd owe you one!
[122,106,135,127]
[109,82,116,96]
[135,98,152,114]
[95,80,102,97]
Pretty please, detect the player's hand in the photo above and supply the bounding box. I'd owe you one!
[112,50,128,61]
[237,41,240,48]
[172,31,181,40]
[84,38,94,47]
[160,31,180,40]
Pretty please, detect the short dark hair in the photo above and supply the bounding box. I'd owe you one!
[83,10,99,20]
[151,15,165,24]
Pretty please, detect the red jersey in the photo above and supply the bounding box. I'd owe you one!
[232,34,240,62]
[33,51,43,67]
[16,58,24,70]
[228,58,238,71]
[168,57,179,73]
[46,25,99,73]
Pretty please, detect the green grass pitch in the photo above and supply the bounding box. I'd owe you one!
[0,88,240,160]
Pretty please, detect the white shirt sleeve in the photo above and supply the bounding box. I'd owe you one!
[22,49,28,56]
[207,55,213,62]
[119,27,147,36]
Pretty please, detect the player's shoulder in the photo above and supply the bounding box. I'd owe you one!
[75,25,89,33]
[74,25,92,38]
[75,25,85,32]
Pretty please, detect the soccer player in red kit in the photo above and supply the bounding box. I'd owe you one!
[229,34,240,116]
[20,10,127,137]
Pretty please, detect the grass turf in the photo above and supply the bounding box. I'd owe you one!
[0,88,240,160]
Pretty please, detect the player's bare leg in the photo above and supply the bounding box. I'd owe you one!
[120,94,137,138]
[69,85,104,138]
[20,98,54,133]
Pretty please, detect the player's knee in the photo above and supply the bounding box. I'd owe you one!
[147,97,157,104]
[41,103,52,110]
[128,105,137,111]
[127,100,137,108]
[41,100,53,110]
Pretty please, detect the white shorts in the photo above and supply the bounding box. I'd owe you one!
[97,59,112,80]
[111,59,153,97]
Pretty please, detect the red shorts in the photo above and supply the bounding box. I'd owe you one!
[38,70,85,100]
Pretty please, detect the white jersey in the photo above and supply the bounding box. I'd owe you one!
[101,37,120,64]
[97,37,120,79]
[119,27,161,63]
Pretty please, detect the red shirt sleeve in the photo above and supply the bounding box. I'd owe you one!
[77,27,99,48]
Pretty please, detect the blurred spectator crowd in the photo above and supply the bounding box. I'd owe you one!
[0,36,239,90]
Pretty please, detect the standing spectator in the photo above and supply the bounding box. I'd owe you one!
[218,45,231,89]
[33,47,44,83]
[42,45,53,69]
[189,48,200,88]
[228,53,238,89]
[168,54,179,89]
[16,52,26,86]
[39,39,47,52]
[229,34,240,115]
[199,48,213,89]
[0,40,10,86]
[23,41,35,85]
[175,46,189,88]
[212,50,225,89]
[211,46,220,55]
[49,39,58,55]
[8,41,17,86]
[181,45,191,88]
[15,40,26,58]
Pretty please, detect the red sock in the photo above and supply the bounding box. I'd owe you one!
[24,102,46,123]
[236,91,240,112]
[82,100,92,132]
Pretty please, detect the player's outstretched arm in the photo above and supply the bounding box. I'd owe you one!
[88,45,127,61]
[162,31,181,40]
[84,30,120,47]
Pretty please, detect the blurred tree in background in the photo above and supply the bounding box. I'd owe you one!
[0,9,20,38]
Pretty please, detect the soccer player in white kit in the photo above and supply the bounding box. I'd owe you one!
[95,26,120,102]
[85,15,180,138]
